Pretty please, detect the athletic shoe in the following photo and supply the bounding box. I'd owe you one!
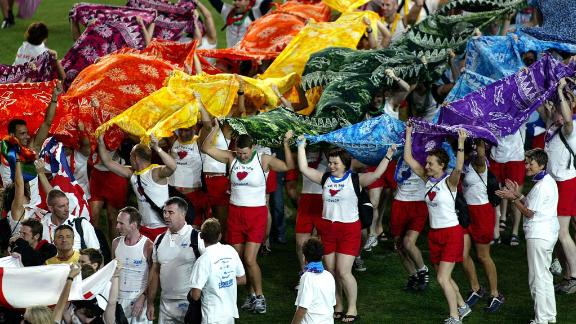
[253,295,267,314]
[554,278,570,293]
[557,278,576,294]
[490,236,501,245]
[484,294,505,312]
[444,316,462,324]
[241,295,256,311]
[550,258,563,277]
[510,234,520,246]
[464,287,485,307]
[403,274,418,291]
[458,303,472,320]
[0,19,14,29]
[363,235,378,252]
[416,266,430,291]
[354,256,367,272]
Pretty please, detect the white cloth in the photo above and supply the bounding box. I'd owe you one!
[302,151,327,195]
[383,101,399,120]
[294,271,336,324]
[490,127,526,163]
[462,164,489,205]
[170,139,204,188]
[527,238,557,324]
[202,129,228,173]
[14,41,48,65]
[424,176,459,229]
[190,243,245,324]
[159,298,188,324]
[152,224,198,299]
[229,152,267,207]
[395,169,426,202]
[221,1,263,47]
[545,127,576,181]
[115,235,150,300]
[69,150,90,199]
[524,174,559,240]
[130,166,169,229]
[322,171,359,223]
[41,214,100,250]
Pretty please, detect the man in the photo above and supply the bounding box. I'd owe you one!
[98,134,176,241]
[190,218,246,324]
[79,248,104,271]
[203,125,294,314]
[112,206,153,324]
[147,197,204,323]
[379,0,406,42]
[401,0,448,26]
[40,189,100,251]
[45,224,81,264]
[2,82,62,206]
[8,218,56,266]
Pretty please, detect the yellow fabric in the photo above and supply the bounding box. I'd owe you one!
[261,11,381,80]
[133,164,160,176]
[322,0,371,13]
[45,251,80,265]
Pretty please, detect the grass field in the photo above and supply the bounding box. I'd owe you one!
[2,1,576,323]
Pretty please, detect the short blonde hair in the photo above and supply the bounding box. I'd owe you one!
[24,306,52,324]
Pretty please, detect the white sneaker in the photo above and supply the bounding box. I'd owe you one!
[363,235,378,251]
[458,303,471,319]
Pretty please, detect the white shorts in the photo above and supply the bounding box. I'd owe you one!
[159,297,188,324]
[118,297,151,324]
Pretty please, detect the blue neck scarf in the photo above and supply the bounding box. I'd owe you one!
[533,170,547,182]
[304,261,324,273]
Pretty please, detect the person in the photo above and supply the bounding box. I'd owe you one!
[79,248,104,271]
[539,79,576,294]
[98,134,177,241]
[404,124,470,324]
[14,22,48,65]
[496,148,559,324]
[379,0,406,43]
[390,159,430,291]
[192,1,217,53]
[45,224,81,265]
[202,126,295,314]
[22,306,52,324]
[147,197,203,323]
[401,0,448,26]
[8,218,56,266]
[206,0,265,47]
[297,136,396,323]
[111,206,153,324]
[40,189,100,251]
[0,0,14,28]
[189,218,246,324]
[461,140,504,312]
[291,238,336,324]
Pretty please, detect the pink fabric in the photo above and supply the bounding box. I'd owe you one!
[0,51,58,84]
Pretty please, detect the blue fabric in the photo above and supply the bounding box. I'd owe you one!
[304,261,324,273]
[521,0,576,44]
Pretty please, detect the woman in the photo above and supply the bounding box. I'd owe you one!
[496,148,559,324]
[404,122,469,324]
[297,135,395,323]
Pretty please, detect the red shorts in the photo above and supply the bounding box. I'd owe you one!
[466,203,495,244]
[184,190,212,226]
[204,174,230,207]
[286,169,299,182]
[390,200,428,237]
[557,177,576,216]
[88,169,128,209]
[489,160,525,185]
[317,219,361,256]
[428,225,464,264]
[366,161,398,190]
[140,226,167,242]
[266,170,277,193]
[295,194,323,233]
[227,204,268,245]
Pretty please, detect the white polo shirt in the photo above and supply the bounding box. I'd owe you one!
[41,214,100,251]
[294,270,336,324]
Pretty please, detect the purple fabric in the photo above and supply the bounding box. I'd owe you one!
[0,51,58,84]
[439,54,576,137]
[69,2,157,26]
[17,0,41,19]
[61,20,147,89]
[127,0,203,40]
[409,118,498,166]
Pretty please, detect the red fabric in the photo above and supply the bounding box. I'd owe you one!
[204,174,230,206]
[185,190,212,226]
[265,169,277,193]
[226,204,268,244]
[295,193,323,233]
[285,169,298,181]
[557,177,576,216]
[489,160,526,185]
[88,169,129,208]
[0,80,57,139]
[466,203,495,244]
[140,226,167,242]
[366,160,398,190]
[390,199,428,237]
[428,225,464,264]
[318,219,361,256]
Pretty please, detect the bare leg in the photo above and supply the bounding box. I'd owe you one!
[89,200,104,228]
[243,242,264,295]
[403,230,425,269]
[295,233,311,271]
[436,262,464,318]
[558,217,576,277]
[476,243,499,297]
[106,205,120,240]
[323,253,342,314]
[462,234,480,292]
[336,253,358,321]
[212,205,228,241]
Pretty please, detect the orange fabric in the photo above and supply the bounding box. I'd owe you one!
[198,1,331,61]
[50,53,181,150]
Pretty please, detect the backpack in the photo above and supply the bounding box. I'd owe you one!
[472,167,502,207]
[321,172,373,229]
[72,217,111,263]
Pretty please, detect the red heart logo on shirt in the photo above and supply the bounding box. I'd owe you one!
[237,171,248,180]
[427,191,436,201]
[329,189,340,197]
[177,151,187,159]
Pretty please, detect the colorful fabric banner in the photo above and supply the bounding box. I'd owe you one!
[69,2,157,26]
[0,51,58,84]
[520,0,576,44]
[321,0,371,13]
[0,136,37,182]
[439,54,576,137]
[127,0,201,41]
[51,53,180,150]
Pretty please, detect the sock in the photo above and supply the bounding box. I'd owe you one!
[418,265,428,272]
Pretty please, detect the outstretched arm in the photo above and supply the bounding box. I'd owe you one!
[266,131,295,172]
[359,145,397,187]
[296,135,323,184]
[558,78,574,136]
[52,264,81,323]
[447,129,467,190]
[201,121,234,164]
[97,135,133,178]
[33,81,62,152]
[403,121,427,180]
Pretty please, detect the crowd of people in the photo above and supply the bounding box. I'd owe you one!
[0,0,575,324]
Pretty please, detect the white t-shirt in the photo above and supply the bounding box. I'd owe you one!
[524,174,559,240]
[294,270,336,324]
[190,243,245,324]
[322,171,359,223]
[170,139,204,189]
[41,214,100,251]
[545,127,576,181]
[229,152,267,207]
[490,127,526,163]
[395,166,426,202]
[14,41,48,65]
[383,101,399,120]
[202,129,228,173]
[462,163,489,206]
[424,176,459,229]
[302,151,327,195]
[68,150,90,199]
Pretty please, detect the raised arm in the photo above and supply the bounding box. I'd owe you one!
[403,122,427,180]
[10,161,26,222]
[197,2,218,45]
[296,135,323,184]
[359,145,397,187]
[447,129,467,190]
[235,75,247,117]
[137,16,154,46]
[405,0,424,26]
[201,121,234,164]
[52,264,81,323]
[103,263,120,324]
[376,21,391,49]
[32,81,62,152]
[265,131,295,172]
[272,84,293,110]
[363,16,378,50]
[34,159,53,197]
[150,134,177,180]
[558,78,574,136]
[97,135,133,178]
[77,121,91,157]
